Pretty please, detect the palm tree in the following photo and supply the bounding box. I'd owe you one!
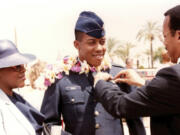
[106,38,119,58]
[114,42,135,62]
[144,46,165,67]
[153,46,166,63]
[144,49,151,68]
[137,21,161,68]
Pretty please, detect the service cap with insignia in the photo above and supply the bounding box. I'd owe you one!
[75,11,105,38]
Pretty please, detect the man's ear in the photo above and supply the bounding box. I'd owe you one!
[74,40,80,50]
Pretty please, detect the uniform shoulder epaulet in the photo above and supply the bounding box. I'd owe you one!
[111,63,124,68]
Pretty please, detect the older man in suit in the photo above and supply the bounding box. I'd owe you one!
[41,11,146,135]
[93,5,180,135]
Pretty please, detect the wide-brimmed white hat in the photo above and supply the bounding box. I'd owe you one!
[0,40,36,68]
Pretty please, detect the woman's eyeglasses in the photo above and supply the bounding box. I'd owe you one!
[11,65,25,72]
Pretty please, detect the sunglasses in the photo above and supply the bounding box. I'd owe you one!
[11,65,25,72]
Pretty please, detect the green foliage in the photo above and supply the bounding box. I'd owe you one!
[114,42,135,61]
[153,46,165,63]
[136,21,161,42]
[106,38,119,56]
[106,38,135,62]
[136,21,161,68]
[138,65,145,69]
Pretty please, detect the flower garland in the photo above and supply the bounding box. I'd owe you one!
[40,54,111,90]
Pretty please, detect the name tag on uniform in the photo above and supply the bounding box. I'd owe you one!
[65,86,81,91]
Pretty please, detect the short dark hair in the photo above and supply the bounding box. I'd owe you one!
[75,30,84,41]
[164,5,180,36]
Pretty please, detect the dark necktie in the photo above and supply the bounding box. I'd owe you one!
[88,71,94,86]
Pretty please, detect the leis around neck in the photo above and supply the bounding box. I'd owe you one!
[41,55,111,89]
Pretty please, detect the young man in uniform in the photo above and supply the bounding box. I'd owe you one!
[41,11,145,135]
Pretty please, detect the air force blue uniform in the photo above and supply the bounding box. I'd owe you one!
[41,11,146,135]
[41,64,146,135]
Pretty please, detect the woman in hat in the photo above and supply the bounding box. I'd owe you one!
[0,40,44,135]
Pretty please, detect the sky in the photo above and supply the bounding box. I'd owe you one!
[0,0,179,63]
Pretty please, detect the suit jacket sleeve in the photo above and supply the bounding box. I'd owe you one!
[94,66,180,118]
[41,80,62,126]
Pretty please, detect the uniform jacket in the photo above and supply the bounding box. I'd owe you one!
[0,89,36,135]
[95,64,180,135]
[41,64,146,135]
